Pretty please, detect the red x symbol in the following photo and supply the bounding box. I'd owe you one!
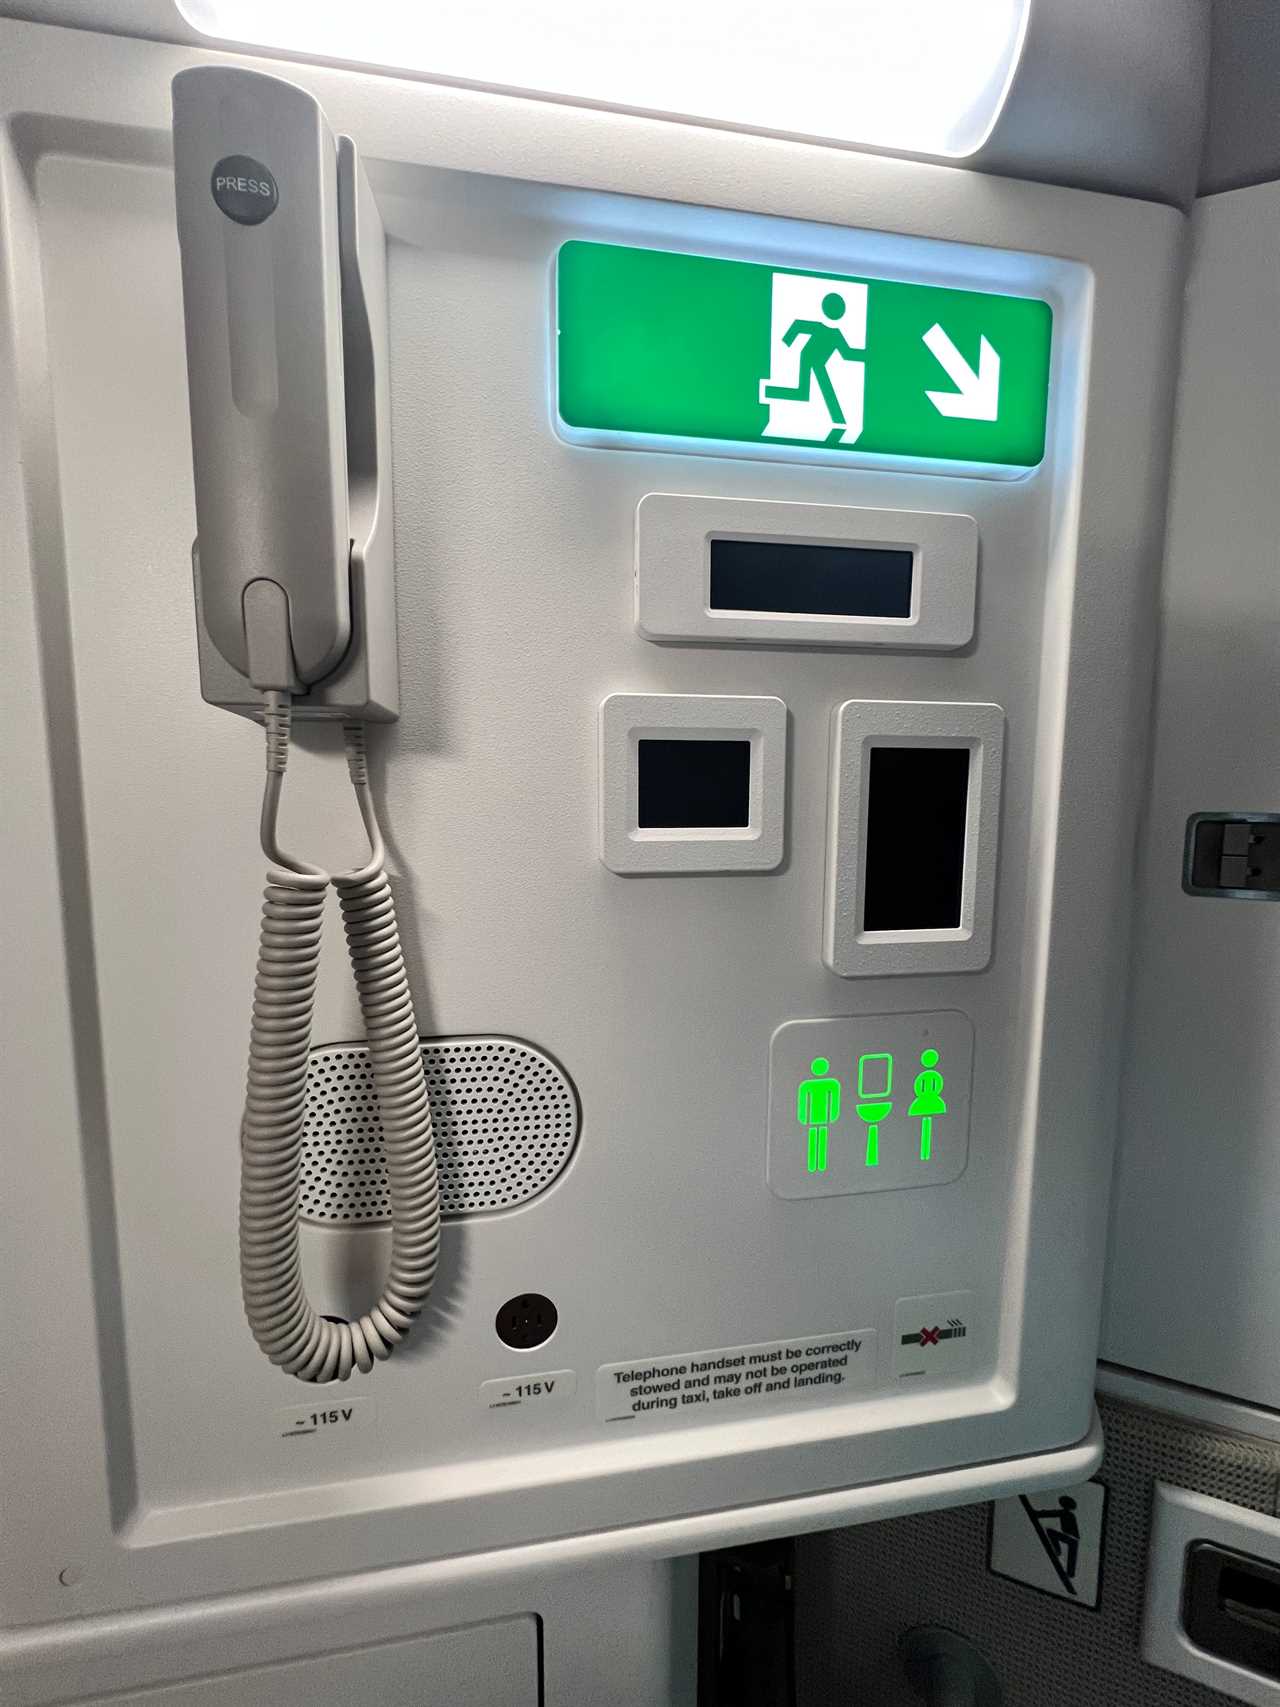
[919,1326,941,1347]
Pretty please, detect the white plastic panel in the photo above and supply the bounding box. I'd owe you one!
[81,1619,540,1707]
[1,1558,695,1707]
[823,700,1004,977]
[598,691,786,873]
[0,10,1181,1648]
[635,493,978,650]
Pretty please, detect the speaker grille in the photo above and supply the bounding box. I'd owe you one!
[300,1037,578,1223]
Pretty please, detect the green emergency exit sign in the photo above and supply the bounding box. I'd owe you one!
[556,241,1053,471]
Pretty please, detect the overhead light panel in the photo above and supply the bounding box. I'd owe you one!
[176,0,1031,159]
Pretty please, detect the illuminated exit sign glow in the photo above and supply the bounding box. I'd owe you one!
[556,241,1053,471]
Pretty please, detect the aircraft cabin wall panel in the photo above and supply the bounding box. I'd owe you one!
[0,18,1183,1637]
[33,142,1058,1503]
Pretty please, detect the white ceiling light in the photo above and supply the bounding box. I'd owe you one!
[176,0,1031,159]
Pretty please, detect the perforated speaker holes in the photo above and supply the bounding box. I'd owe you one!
[300,1037,579,1225]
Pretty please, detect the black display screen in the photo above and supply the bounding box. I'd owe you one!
[863,746,970,930]
[709,538,913,619]
[637,739,751,829]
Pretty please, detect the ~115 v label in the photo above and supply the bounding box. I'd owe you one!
[273,1397,375,1441]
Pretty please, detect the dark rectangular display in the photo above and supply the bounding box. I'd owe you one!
[637,738,751,829]
[709,538,914,619]
[863,746,969,931]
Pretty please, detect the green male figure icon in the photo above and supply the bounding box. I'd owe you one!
[797,1057,841,1174]
[762,292,859,431]
[909,1048,947,1160]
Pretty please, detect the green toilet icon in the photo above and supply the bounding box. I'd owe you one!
[855,1052,894,1167]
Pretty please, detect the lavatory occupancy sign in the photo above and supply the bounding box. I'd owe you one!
[556,241,1052,469]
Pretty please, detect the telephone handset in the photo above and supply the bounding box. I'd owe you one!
[172,66,438,1381]
[173,65,398,720]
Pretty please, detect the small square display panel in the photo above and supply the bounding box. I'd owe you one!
[637,738,751,828]
[599,692,785,874]
[768,1011,973,1198]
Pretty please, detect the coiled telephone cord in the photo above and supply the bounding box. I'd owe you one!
[238,691,440,1382]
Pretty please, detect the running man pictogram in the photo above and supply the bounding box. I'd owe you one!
[758,273,867,445]
[762,292,860,431]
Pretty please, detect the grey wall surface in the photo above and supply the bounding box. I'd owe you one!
[1103,174,1280,1411]
[1202,0,1280,194]
[979,0,1209,207]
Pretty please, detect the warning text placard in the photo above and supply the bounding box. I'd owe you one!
[596,1329,876,1424]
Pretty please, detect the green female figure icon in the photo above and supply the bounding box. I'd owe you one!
[797,1057,841,1174]
[909,1049,947,1160]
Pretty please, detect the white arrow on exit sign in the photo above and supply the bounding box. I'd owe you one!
[923,323,1001,421]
